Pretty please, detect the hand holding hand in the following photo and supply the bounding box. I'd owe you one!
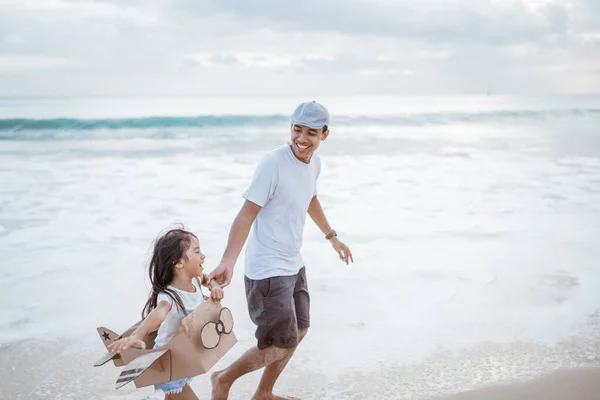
[209,281,224,303]
[207,260,234,288]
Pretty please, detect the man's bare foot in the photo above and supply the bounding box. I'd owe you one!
[251,393,301,400]
[210,370,231,400]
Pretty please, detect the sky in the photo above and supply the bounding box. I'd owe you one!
[0,0,599,97]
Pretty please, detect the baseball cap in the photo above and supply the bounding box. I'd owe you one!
[290,101,330,129]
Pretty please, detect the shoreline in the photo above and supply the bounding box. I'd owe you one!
[3,329,600,399]
[3,310,600,399]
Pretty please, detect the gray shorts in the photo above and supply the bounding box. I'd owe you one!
[244,266,310,349]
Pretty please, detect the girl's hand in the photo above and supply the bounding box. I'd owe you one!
[107,335,146,353]
[203,274,224,302]
[210,285,224,303]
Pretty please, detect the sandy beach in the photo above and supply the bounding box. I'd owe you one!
[431,367,600,400]
[3,325,600,399]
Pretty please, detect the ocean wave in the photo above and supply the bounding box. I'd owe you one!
[1,109,599,139]
[0,115,287,132]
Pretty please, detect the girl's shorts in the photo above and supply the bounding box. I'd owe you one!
[154,377,193,395]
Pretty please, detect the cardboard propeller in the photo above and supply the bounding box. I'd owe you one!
[200,307,234,349]
[94,299,237,390]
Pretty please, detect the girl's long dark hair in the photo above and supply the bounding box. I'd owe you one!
[142,227,198,319]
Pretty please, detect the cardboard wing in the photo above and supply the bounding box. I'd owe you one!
[94,299,237,389]
[115,349,169,389]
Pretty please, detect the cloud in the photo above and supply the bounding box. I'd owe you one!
[0,55,81,69]
[177,0,571,45]
[0,0,598,96]
[182,52,414,75]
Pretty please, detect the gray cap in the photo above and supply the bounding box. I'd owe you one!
[290,101,330,129]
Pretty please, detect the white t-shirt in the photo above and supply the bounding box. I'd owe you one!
[154,279,205,348]
[243,144,321,280]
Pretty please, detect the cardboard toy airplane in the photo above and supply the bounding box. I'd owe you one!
[94,298,237,390]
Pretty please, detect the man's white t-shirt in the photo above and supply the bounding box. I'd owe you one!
[154,279,205,348]
[243,144,321,280]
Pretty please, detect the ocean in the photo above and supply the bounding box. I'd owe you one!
[1,95,600,399]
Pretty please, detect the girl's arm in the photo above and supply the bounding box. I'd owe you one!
[108,301,171,353]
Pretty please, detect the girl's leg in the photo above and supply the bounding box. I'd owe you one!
[165,385,198,400]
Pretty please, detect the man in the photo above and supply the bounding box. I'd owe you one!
[208,101,353,400]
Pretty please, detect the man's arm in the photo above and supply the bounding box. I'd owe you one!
[307,195,333,235]
[207,200,262,287]
[308,195,354,264]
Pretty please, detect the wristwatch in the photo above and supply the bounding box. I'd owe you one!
[325,230,337,240]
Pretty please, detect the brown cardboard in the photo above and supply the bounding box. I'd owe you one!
[94,299,237,389]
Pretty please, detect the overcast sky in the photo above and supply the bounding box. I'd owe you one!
[0,0,599,96]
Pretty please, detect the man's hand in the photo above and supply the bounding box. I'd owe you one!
[330,237,353,265]
[207,261,234,288]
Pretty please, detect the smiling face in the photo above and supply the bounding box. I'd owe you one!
[290,124,329,163]
[178,235,205,279]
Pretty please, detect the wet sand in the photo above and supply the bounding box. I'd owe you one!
[430,366,600,400]
[2,336,600,399]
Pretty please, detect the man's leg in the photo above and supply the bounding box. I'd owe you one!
[211,344,291,400]
[252,328,308,399]
[253,267,311,399]
[212,274,301,400]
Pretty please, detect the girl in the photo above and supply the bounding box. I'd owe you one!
[108,227,224,400]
